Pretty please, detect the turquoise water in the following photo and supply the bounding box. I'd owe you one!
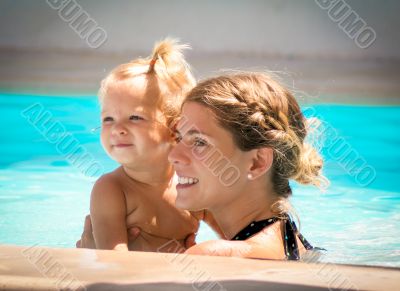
[0,93,399,267]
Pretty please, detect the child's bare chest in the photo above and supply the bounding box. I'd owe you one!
[123,186,199,240]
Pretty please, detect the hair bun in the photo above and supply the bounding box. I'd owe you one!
[293,142,328,189]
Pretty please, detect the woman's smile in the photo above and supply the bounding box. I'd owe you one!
[176,175,199,189]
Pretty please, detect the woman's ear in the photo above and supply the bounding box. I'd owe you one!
[248,147,274,180]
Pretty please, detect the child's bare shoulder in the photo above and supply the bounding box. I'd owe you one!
[91,168,128,204]
[90,169,128,220]
[91,167,139,214]
[92,169,122,192]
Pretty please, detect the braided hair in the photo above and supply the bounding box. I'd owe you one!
[183,72,328,199]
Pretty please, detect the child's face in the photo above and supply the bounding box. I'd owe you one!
[100,76,172,168]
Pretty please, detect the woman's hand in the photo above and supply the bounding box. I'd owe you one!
[184,232,197,249]
[76,215,96,249]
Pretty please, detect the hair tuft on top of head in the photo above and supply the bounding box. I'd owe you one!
[99,37,196,127]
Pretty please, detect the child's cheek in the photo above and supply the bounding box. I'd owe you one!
[100,130,110,151]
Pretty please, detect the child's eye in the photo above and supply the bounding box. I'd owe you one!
[129,115,144,121]
[193,137,208,147]
[102,116,113,123]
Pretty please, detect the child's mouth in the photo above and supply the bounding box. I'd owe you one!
[113,143,133,148]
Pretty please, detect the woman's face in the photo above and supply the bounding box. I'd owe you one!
[168,102,253,211]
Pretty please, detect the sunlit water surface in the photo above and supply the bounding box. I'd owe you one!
[0,93,399,267]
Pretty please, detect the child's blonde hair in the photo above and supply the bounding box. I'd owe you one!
[184,72,329,200]
[99,38,196,126]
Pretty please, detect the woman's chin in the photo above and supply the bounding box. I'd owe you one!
[175,196,196,211]
[175,199,189,210]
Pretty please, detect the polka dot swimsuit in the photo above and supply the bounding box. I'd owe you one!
[231,214,322,260]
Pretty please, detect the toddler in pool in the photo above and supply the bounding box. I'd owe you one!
[90,39,201,251]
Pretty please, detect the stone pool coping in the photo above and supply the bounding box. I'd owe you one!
[0,244,398,291]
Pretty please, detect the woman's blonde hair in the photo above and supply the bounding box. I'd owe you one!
[184,72,328,199]
[99,38,196,126]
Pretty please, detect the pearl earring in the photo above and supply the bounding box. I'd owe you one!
[247,173,253,180]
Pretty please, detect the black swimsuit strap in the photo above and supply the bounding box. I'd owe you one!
[232,217,280,241]
[231,214,318,260]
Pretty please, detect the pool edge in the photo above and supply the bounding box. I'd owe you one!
[0,244,398,291]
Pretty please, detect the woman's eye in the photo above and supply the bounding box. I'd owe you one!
[129,115,144,121]
[102,116,113,123]
[193,137,208,147]
[174,133,182,143]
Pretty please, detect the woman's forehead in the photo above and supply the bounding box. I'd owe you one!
[177,102,219,135]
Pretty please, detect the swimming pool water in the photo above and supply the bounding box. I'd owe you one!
[0,93,399,267]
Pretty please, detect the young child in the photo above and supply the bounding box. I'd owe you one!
[90,38,200,252]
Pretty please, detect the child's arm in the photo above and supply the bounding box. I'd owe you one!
[90,175,129,251]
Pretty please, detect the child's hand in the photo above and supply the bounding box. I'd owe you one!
[76,215,96,249]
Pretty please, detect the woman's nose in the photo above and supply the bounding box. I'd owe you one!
[168,142,190,166]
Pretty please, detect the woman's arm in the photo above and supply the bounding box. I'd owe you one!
[185,239,284,260]
[76,214,96,249]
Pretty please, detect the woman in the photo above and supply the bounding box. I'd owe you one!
[78,71,327,260]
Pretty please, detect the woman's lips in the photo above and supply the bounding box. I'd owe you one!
[176,183,197,190]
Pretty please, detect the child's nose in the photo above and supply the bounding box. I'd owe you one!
[168,142,190,166]
[112,123,127,135]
